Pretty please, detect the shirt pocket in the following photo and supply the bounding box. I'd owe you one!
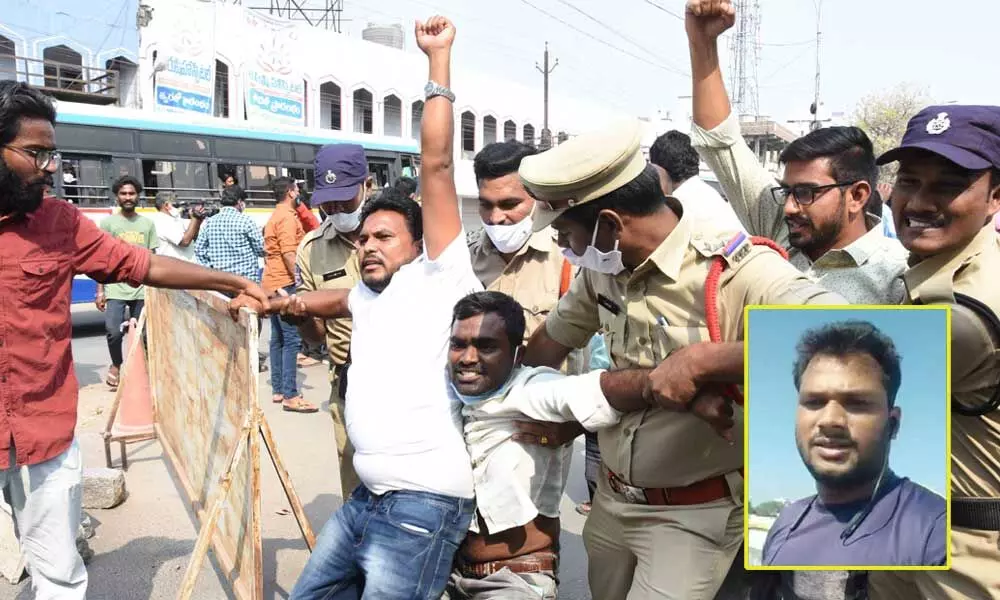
[652,323,708,363]
[18,259,67,309]
[597,304,624,367]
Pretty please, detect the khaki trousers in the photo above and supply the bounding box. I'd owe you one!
[583,470,743,600]
[328,373,359,500]
[869,527,1000,600]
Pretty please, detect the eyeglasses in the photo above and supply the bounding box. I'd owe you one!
[770,181,859,206]
[4,146,61,170]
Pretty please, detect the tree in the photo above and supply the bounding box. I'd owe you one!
[853,83,932,183]
[752,500,786,518]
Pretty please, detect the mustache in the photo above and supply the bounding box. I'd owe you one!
[811,435,855,448]
[785,216,812,228]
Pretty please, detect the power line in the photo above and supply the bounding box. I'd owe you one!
[641,0,684,20]
[550,0,685,71]
[516,0,688,76]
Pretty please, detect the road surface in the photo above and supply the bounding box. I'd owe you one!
[0,307,593,599]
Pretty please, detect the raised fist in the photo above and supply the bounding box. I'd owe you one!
[685,0,736,43]
[415,16,456,55]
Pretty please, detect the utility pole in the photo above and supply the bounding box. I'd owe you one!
[535,42,558,149]
[809,0,823,131]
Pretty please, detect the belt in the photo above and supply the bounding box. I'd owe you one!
[458,550,558,579]
[605,464,741,506]
[952,497,1000,530]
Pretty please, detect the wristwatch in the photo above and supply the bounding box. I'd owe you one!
[424,81,455,103]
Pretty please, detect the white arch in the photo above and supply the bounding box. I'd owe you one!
[349,83,376,134]
[97,46,138,66]
[458,107,479,154]
[0,25,27,56]
[31,36,93,66]
[317,77,344,131]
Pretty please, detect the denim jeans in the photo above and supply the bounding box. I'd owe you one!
[269,285,301,398]
[105,298,144,367]
[290,486,475,600]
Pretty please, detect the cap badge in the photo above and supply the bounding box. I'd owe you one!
[324,170,338,185]
[926,112,951,135]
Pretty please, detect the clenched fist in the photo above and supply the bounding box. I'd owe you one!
[685,0,736,43]
[415,15,456,56]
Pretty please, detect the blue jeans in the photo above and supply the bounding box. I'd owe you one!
[269,285,302,398]
[290,486,475,600]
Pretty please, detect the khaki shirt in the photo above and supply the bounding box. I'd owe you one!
[690,112,909,305]
[903,224,1000,499]
[468,227,587,375]
[544,213,845,489]
[295,219,361,366]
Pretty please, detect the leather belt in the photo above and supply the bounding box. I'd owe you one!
[952,497,1000,531]
[458,550,558,579]
[604,464,742,506]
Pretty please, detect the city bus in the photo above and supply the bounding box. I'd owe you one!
[52,101,421,304]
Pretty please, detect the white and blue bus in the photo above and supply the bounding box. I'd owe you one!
[51,102,421,304]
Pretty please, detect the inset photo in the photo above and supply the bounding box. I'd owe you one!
[744,306,950,570]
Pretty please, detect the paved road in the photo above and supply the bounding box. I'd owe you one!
[1,307,593,599]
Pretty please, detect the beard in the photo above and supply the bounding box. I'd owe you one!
[798,431,889,492]
[786,197,846,256]
[0,159,51,216]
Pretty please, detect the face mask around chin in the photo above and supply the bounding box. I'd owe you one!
[561,221,625,275]
[330,202,364,233]
[482,212,534,253]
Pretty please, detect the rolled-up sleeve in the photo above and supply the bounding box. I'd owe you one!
[690,113,786,244]
[72,209,151,286]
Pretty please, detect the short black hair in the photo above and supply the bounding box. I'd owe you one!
[793,320,902,409]
[648,130,700,184]
[452,291,527,350]
[473,141,539,181]
[394,176,418,198]
[112,175,143,195]
[360,186,423,241]
[561,164,668,229]
[780,127,878,187]
[0,80,56,147]
[989,167,1000,189]
[271,176,296,202]
[220,185,245,206]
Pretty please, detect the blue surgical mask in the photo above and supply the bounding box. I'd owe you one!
[450,351,520,406]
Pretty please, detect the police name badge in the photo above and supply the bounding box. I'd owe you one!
[926,112,950,135]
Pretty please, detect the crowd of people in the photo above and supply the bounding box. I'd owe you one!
[1,0,999,599]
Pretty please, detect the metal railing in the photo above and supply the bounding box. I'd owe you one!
[0,55,120,104]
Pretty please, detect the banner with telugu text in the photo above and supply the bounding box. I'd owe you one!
[241,9,306,128]
[151,0,216,116]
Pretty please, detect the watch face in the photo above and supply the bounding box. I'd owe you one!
[424,82,435,95]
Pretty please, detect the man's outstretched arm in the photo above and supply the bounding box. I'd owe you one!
[415,16,461,260]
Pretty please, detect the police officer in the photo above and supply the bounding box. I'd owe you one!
[467,140,587,376]
[518,120,846,600]
[294,143,370,499]
[867,106,1000,600]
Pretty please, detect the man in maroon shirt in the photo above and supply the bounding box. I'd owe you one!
[0,81,268,598]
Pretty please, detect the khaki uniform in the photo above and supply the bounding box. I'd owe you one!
[467,227,587,374]
[518,119,846,600]
[295,219,362,499]
[870,224,1000,600]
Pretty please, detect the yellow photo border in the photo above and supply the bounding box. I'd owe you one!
[741,304,952,571]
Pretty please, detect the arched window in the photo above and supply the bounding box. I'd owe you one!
[523,124,536,146]
[383,94,402,137]
[320,82,342,130]
[411,100,424,141]
[503,120,517,142]
[483,116,497,146]
[353,89,373,134]
[461,111,476,156]
[0,36,15,80]
[43,45,82,90]
[214,60,229,117]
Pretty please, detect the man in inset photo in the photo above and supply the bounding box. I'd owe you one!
[761,320,946,567]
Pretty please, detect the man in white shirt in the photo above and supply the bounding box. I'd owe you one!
[261,17,484,600]
[441,290,743,599]
[150,191,204,261]
[648,130,745,233]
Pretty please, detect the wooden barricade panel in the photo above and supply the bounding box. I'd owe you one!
[146,288,260,599]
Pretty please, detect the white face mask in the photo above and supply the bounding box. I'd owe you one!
[562,221,625,275]
[482,210,534,254]
[330,201,364,233]
[168,206,180,218]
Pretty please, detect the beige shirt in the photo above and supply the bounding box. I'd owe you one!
[690,112,909,305]
[468,227,587,375]
[543,214,845,488]
[295,219,361,366]
[903,224,1000,499]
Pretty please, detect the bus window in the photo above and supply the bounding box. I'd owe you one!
[216,164,247,191]
[112,158,137,180]
[368,161,391,189]
[282,167,315,192]
[142,160,213,203]
[246,164,278,206]
[60,155,110,207]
